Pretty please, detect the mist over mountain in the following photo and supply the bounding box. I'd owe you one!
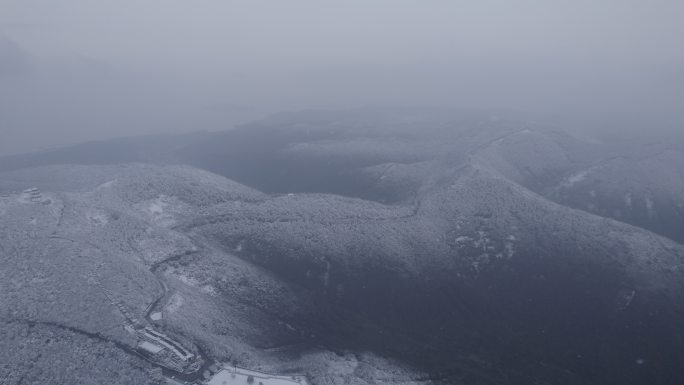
[2,0,684,155]
[2,1,684,384]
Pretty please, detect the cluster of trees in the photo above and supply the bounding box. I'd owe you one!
[0,321,155,385]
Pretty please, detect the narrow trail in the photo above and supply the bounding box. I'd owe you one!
[45,199,214,382]
[141,248,216,382]
[32,189,312,383]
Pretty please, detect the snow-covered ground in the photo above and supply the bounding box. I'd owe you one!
[2,156,684,385]
[208,366,307,385]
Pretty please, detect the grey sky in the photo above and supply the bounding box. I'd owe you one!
[1,0,683,154]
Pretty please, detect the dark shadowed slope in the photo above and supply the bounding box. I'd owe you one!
[2,109,684,384]
[2,161,684,384]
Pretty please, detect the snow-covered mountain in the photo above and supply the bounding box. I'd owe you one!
[1,109,684,385]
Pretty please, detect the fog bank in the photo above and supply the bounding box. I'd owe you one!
[1,0,683,154]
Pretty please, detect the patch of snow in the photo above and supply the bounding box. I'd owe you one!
[645,192,655,218]
[171,269,220,297]
[175,272,201,287]
[139,341,164,354]
[455,236,472,244]
[150,312,163,321]
[136,230,196,265]
[136,195,182,227]
[87,209,109,226]
[201,285,218,297]
[563,170,590,187]
[625,192,633,209]
[166,293,184,314]
[148,198,167,215]
[208,367,307,385]
[560,165,604,189]
[95,179,117,190]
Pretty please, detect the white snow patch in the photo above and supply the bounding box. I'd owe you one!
[150,312,163,321]
[139,341,164,354]
[166,293,184,314]
[136,195,181,227]
[136,230,196,265]
[645,193,655,217]
[625,192,633,209]
[95,179,117,190]
[86,209,109,226]
[563,170,590,187]
[561,165,605,189]
[201,285,218,297]
[171,270,217,296]
[455,236,472,243]
[175,273,201,287]
[208,367,307,385]
[148,198,166,215]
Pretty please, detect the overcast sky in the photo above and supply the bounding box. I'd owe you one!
[1,0,683,155]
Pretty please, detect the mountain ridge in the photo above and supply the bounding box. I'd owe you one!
[2,110,684,384]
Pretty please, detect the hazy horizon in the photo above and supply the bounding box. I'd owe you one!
[1,0,683,155]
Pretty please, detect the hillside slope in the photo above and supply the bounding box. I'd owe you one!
[2,161,684,384]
